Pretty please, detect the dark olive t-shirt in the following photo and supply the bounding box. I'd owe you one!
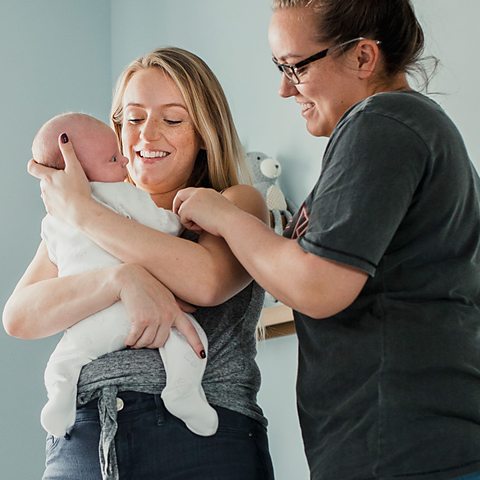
[284,91,480,479]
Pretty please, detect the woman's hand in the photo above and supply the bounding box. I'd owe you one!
[117,264,205,358]
[27,133,92,225]
[173,187,238,237]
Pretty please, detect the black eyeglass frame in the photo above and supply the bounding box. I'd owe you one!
[272,36,380,85]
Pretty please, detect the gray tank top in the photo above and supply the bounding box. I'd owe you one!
[76,279,267,426]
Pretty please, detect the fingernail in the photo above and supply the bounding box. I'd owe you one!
[200,350,206,359]
[61,133,69,144]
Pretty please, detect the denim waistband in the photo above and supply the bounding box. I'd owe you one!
[81,388,165,480]
[77,389,265,480]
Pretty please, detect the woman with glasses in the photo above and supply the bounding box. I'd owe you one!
[174,1,480,479]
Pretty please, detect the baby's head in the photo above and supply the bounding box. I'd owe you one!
[32,112,128,182]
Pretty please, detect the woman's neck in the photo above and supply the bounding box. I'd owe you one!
[372,73,412,95]
[150,191,177,210]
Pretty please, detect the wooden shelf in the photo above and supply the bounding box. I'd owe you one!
[260,304,296,339]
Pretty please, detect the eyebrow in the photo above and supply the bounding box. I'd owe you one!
[124,102,187,110]
[273,53,304,63]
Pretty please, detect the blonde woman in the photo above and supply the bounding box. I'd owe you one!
[4,47,274,480]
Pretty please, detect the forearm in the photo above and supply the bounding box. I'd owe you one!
[217,208,307,307]
[217,207,365,318]
[73,198,239,305]
[3,265,123,339]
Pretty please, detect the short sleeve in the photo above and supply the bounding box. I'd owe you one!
[298,112,429,276]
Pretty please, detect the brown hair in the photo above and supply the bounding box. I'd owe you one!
[272,0,437,88]
[111,47,248,191]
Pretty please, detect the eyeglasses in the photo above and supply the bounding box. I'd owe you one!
[272,37,379,85]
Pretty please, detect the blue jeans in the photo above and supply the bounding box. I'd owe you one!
[43,391,274,479]
[455,474,480,480]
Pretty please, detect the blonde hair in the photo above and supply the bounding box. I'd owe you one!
[111,47,248,191]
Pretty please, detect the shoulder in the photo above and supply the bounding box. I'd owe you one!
[222,184,269,224]
[331,92,435,158]
[340,91,444,135]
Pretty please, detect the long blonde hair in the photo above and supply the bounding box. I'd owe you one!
[111,47,248,191]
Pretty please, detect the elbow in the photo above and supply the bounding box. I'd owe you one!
[190,277,237,307]
[3,314,20,338]
[193,285,227,307]
[297,303,343,320]
[2,302,30,339]
[289,293,359,320]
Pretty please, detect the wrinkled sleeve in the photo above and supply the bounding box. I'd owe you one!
[298,112,429,276]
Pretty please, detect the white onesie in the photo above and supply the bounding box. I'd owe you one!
[41,182,218,438]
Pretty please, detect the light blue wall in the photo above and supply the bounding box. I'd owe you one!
[413,1,479,172]
[1,1,478,479]
[110,0,480,210]
[0,1,110,478]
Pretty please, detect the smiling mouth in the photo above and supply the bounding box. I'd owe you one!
[136,150,171,164]
[137,150,170,159]
[301,102,315,113]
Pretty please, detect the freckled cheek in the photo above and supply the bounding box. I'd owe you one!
[121,128,136,157]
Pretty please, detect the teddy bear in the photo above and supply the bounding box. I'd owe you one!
[246,151,293,235]
[246,151,294,308]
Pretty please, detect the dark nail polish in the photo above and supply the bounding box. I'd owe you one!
[200,350,206,359]
[61,133,69,144]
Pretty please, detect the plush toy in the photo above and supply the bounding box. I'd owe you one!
[246,151,293,235]
[246,151,293,308]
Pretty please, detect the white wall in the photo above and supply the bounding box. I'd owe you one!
[1,1,478,479]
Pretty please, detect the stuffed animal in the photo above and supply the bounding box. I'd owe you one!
[247,151,287,210]
[246,151,293,235]
[246,151,293,308]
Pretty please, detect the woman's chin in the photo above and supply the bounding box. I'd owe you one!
[305,112,333,137]
[306,122,326,138]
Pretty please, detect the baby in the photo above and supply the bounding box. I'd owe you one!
[32,112,218,438]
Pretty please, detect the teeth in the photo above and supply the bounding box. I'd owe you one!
[302,103,314,112]
[139,150,169,158]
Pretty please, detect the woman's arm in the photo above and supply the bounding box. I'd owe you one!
[28,140,269,306]
[66,189,266,306]
[174,188,368,319]
[2,241,205,355]
[3,241,121,339]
